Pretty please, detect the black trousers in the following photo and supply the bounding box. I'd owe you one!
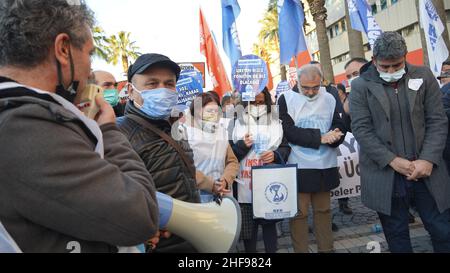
[243,221,278,253]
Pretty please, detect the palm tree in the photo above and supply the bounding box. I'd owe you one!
[344,0,365,59]
[253,43,272,64]
[253,42,276,79]
[92,26,109,62]
[306,0,334,84]
[416,0,430,66]
[256,3,287,81]
[104,31,141,74]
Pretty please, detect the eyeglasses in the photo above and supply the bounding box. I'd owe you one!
[300,85,321,92]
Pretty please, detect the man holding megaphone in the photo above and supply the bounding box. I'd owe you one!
[0,0,161,253]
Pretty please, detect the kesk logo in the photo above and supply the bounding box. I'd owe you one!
[265,182,288,204]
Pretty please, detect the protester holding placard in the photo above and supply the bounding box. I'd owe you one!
[231,88,291,253]
[278,65,346,253]
[181,92,239,203]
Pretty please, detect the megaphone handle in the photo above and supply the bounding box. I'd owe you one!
[145,243,154,253]
[213,193,223,205]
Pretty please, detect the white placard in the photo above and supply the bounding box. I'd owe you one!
[251,164,298,219]
[331,132,361,200]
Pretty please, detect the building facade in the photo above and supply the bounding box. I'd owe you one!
[302,0,450,85]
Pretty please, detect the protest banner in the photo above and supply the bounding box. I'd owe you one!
[331,132,361,200]
[178,62,206,87]
[176,75,203,106]
[275,81,290,98]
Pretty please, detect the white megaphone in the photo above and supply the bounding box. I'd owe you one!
[157,192,241,253]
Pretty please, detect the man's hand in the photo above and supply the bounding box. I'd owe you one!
[389,157,415,177]
[407,160,433,181]
[260,151,275,164]
[244,133,253,148]
[94,94,116,126]
[321,129,344,144]
[147,230,171,251]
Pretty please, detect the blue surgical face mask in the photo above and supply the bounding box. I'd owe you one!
[132,85,178,119]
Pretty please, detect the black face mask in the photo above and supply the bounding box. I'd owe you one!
[55,46,79,103]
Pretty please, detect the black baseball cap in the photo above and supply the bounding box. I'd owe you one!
[127,53,181,82]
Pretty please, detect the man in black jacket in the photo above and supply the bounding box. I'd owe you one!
[117,53,206,252]
[278,64,346,253]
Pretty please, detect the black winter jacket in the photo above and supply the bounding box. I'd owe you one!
[117,102,200,252]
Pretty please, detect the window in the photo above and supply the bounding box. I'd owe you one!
[380,0,387,10]
[332,53,350,65]
[371,4,378,14]
[391,0,398,5]
[328,19,347,40]
[312,52,320,62]
[400,24,418,37]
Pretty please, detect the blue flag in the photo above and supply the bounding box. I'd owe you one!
[278,0,308,65]
[222,0,242,68]
[347,0,383,48]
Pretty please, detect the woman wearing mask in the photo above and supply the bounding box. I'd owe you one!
[182,92,239,203]
[231,87,291,253]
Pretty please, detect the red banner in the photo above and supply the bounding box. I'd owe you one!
[200,8,232,98]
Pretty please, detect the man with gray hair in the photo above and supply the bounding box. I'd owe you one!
[278,64,346,252]
[350,31,450,252]
[0,0,160,252]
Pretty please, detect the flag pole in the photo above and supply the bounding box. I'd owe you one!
[294,56,301,91]
[247,101,250,135]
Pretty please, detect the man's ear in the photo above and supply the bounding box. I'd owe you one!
[127,82,134,99]
[54,33,71,66]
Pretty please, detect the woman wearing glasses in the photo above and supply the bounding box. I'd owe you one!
[182,92,239,203]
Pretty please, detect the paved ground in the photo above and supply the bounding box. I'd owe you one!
[235,196,434,253]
